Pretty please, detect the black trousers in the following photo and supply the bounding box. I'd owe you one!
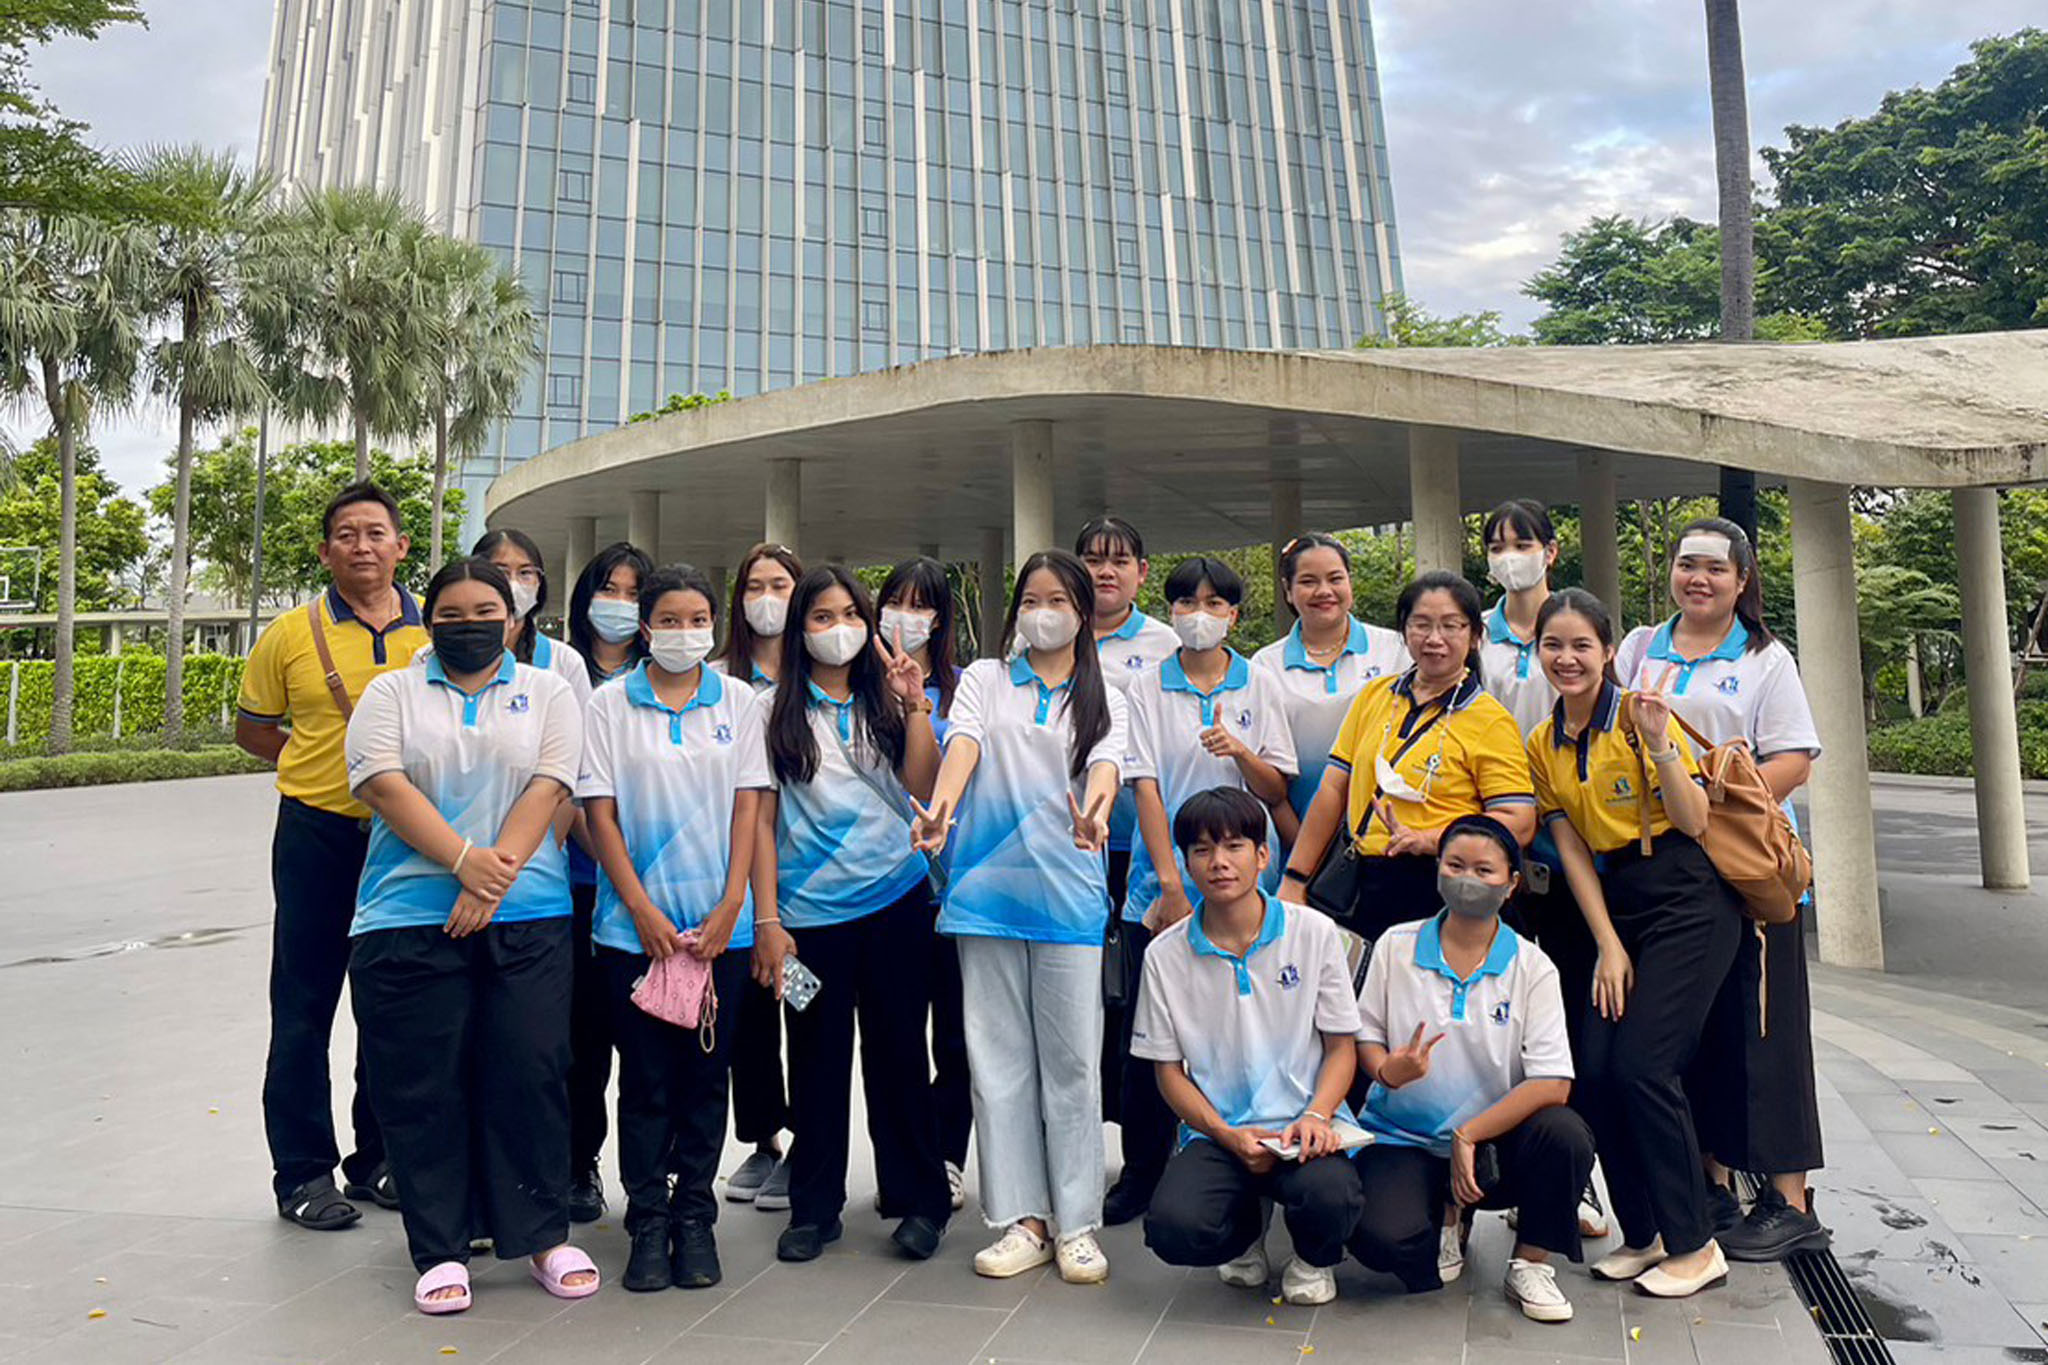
[731,970,789,1148]
[1580,836,1744,1255]
[264,796,383,1200]
[567,882,613,1176]
[1511,877,1599,1090]
[1687,918,1825,1176]
[1340,853,1441,943]
[1097,847,1132,1121]
[349,918,573,1273]
[786,888,953,1226]
[1349,1107,1595,1291]
[929,929,973,1169]
[1101,920,1177,1198]
[1144,1140,1363,1269]
[605,946,747,1230]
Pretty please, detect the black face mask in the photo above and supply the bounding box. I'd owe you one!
[432,620,507,674]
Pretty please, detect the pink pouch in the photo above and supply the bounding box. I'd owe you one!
[630,935,718,1049]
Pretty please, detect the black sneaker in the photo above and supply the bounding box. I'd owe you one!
[1706,1182,1744,1236]
[776,1218,844,1263]
[623,1222,671,1292]
[341,1162,401,1211]
[892,1215,945,1261]
[1720,1187,1831,1262]
[1102,1178,1152,1227]
[672,1219,722,1288]
[277,1178,361,1231]
[568,1167,606,1224]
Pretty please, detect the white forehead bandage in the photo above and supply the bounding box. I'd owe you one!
[1677,533,1734,564]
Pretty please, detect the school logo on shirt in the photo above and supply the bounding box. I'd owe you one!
[1491,1001,1512,1025]
[1610,776,1635,801]
[1717,676,1741,697]
[1126,656,1146,670]
[1236,708,1253,729]
[713,724,734,744]
[1364,666,1383,679]
[508,693,530,713]
[1277,964,1301,990]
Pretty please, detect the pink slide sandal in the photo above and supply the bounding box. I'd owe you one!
[529,1245,601,1299]
[414,1261,472,1315]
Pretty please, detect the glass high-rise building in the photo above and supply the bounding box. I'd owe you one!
[258,0,1401,509]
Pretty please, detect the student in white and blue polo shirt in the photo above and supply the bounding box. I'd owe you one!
[1134,789,1364,1309]
[344,556,594,1312]
[579,564,771,1295]
[748,566,953,1267]
[1251,532,1409,830]
[1477,501,1562,737]
[1349,816,1592,1324]
[913,549,1129,1287]
[1106,556,1297,1227]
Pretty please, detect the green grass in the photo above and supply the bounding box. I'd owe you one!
[0,746,270,793]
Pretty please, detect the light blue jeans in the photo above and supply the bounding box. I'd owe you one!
[956,935,1105,1237]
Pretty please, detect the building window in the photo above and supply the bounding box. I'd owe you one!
[859,204,886,241]
[1112,151,1134,185]
[559,168,592,202]
[547,372,582,407]
[1116,236,1139,269]
[553,269,587,305]
[862,299,888,334]
[862,19,885,56]
[567,68,596,106]
[863,113,886,148]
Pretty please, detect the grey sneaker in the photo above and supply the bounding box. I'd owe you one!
[754,1158,792,1212]
[725,1150,779,1204]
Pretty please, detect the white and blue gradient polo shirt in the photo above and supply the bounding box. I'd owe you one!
[1251,618,1409,819]
[1120,650,1297,922]
[576,661,771,954]
[1614,617,1822,759]
[1355,914,1573,1157]
[1479,604,1558,738]
[936,655,1129,946]
[346,651,582,936]
[531,632,595,710]
[1131,896,1363,1140]
[1093,608,1181,852]
[769,682,931,930]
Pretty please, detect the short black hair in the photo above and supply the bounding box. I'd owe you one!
[1396,571,1487,672]
[1075,515,1145,561]
[1172,787,1269,855]
[1163,555,1244,606]
[321,482,402,540]
[1438,814,1524,881]
[1482,499,1555,547]
[639,562,721,623]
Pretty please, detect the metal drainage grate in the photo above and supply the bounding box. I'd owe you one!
[1735,1172,1894,1365]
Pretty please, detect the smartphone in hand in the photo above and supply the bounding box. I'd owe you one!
[782,956,822,1012]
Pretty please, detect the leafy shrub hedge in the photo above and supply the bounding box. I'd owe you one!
[1,655,245,752]
[1867,701,2048,779]
[0,746,269,792]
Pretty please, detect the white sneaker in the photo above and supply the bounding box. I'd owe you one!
[1578,1195,1611,1240]
[1504,1257,1574,1322]
[1281,1257,1337,1306]
[946,1161,965,1212]
[1590,1237,1668,1282]
[974,1224,1052,1278]
[1219,1242,1270,1288]
[1438,1220,1465,1284]
[1056,1231,1110,1285]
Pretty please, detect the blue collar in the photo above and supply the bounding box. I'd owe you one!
[1646,616,1748,665]
[807,678,857,740]
[625,658,724,712]
[1391,665,1483,712]
[1188,895,1288,996]
[1549,680,1622,748]
[1281,618,1371,670]
[1103,609,1148,642]
[532,633,553,669]
[1414,911,1519,984]
[1159,649,1250,695]
[1485,605,1531,648]
[326,583,423,629]
[1008,652,1072,690]
[423,648,517,693]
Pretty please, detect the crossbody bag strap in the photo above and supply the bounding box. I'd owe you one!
[1617,705,1657,858]
[1355,697,1452,846]
[306,599,355,721]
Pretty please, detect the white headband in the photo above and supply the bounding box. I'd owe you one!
[1676,532,1734,564]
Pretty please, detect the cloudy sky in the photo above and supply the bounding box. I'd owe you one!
[29,0,2042,497]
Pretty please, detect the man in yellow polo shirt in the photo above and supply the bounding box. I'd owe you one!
[236,482,429,1230]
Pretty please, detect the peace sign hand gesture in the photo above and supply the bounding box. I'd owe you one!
[909,794,956,855]
[1068,790,1110,852]
[1376,800,1439,859]
[1630,663,1681,757]
[875,626,928,707]
[1378,1021,1445,1090]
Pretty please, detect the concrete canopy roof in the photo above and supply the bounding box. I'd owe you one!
[487,331,2048,565]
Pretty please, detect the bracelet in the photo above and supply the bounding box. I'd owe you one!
[1650,747,1682,764]
[1280,867,1307,884]
[904,697,934,715]
[451,838,473,874]
[754,915,781,927]
[1302,1109,1330,1124]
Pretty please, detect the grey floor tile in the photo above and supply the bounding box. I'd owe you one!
[2014,1303,2048,1347]
[1904,1084,2031,1121]
[1873,1130,2002,1181]
[648,1334,825,1365]
[1955,1234,2048,1304]
[881,1251,1051,1310]
[1466,1268,1625,1359]
[1885,1344,2048,1365]
[1137,1321,1309,1364]
[1688,1320,1819,1365]
[10,1294,256,1365]
[482,1299,691,1364]
[320,1311,536,1365]
[979,1272,1178,1365]
[1843,1091,1946,1135]
[1464,1345,1627,1365]
[1310,1275,1471,1365]
[1809,1180,1964,1261]
[1911,1178,2048,1236]
[1948,1118,2048,1164]
[1839,1254,2041,1347]
[693,1257,908,1344]
[812,1299,1012,1364]
[1972,1068,2048,1107]
[1161,1268,1320,1332]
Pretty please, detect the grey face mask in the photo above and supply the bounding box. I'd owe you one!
[1439,871,1510,920]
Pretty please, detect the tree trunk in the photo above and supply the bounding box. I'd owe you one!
[249,410,269,647]
[1705,0,1758,540]
[46,358,76,756]
[165,391,197,747]
[354,407,370,482]
[431,402,448,568]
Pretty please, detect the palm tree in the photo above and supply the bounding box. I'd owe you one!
[243,185,433,481]
[0,210,145,753]
[418,237,539,566]
[136,146,273,746]
[1704,0,1758,538]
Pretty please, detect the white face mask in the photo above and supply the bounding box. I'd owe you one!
[1488,549,1548,594]
[509,578,540,620]
[1171,608,1231,653]
[879,607,934,655]
[804,621,869,666]
[1016,606,1081,652]
[744,594,789,637]
[647,626,715,674]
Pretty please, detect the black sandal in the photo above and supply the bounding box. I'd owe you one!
[278,1179,361,1231]
[342,1163,401,1211]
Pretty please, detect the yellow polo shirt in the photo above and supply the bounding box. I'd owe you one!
[1527,683,1700,855]
[237,586,429,817]
[1329,669,1534,857]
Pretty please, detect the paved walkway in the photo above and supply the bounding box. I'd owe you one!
[0,772,2040,1363]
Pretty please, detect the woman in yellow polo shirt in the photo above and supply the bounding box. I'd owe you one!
[1526,588,1740,1301]
[1278,571,1535,941]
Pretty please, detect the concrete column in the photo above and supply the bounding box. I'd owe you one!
[1011,420,1055,559]
[1578,452,1623,613]
[1408,427,1463,577]
[1789,478,1886,969]
[108,622,124,656]
[765,460,802,553]
[566,516,597,582]
[1955,487,2031,889]
[979,526,1007,659]
[1270,471,1302,634]
[708,564,730,611]
[1906,635,1925,718]
[627,490,661,561]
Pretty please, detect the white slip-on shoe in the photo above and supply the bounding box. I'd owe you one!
[1056,1231,1110,1285]
[1579,1194,1612,1240]
[1281,1257,1337,1306]
[1219,1241,1270,1288]
[1590,1237,1668,1282]
[1504,1257,1574,1322]
[974,1223,1053,1278]
[946,1161,966,1212]
[1634,1241,1728,1298]
[1438,1219,1466,1284]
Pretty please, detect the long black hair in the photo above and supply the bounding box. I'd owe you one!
[1395,570,1487,674]
[721,541,805,674]
[568,540,653,683]
[472,527,547,663]
[1671,515,1773,653]
[423,555,514,617]
[1535,586,1621,685]
[878,556,960,717]
[1004,549,1111,780]
[768,566,907,785]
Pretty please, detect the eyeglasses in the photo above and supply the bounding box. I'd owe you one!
[1404,618,1472,639]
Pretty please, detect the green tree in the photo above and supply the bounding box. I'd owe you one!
[0,437,148,615]
[1525,216,1725,343]
[1761,30,2048,338]
[0,1,145,215]
[1356,294,1525,348]
[147,425,262,607]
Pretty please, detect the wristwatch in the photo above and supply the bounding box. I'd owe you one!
[904,696,935,715]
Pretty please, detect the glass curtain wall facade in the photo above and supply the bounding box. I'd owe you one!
[260,0,1401,494]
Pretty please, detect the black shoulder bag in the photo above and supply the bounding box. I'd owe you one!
[1303,700,1451,927]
